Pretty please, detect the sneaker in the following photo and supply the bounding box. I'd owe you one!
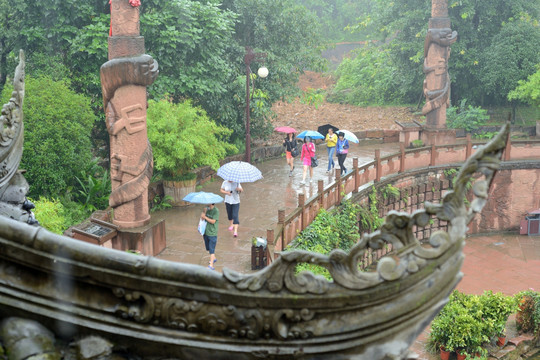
[207,265,215,270]
[300,180,305,185]
[326,171,330,174]
[289,170,293,177]
[310,179,313,183]
[228,226,233,231]
[233,232,238,237]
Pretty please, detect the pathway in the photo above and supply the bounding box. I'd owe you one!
[154,141,401,271]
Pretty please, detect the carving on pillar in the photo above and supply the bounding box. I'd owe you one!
[0,50,37,225]
[422,0,457,128]
[100,0,158,228]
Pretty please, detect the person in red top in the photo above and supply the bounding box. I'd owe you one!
[300,136,316,185]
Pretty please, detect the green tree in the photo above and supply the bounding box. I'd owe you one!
[341,0,540,107]
[147,99,236,180]
[508,64,540,108]
[1,75,96,198]
[481,19,540,120]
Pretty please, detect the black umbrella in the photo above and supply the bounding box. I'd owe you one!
[317,124,340,137]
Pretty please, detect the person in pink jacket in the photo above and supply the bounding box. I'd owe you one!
[300,136,316,185]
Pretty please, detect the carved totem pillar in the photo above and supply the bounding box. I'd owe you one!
[100,0,158,229]
[422,0,457,129]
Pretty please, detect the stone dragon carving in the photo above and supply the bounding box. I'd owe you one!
[0,50,37,225]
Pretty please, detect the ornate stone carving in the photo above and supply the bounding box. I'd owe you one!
[100,0,158,228]
[0,50,37,225]
[423,0,457,128]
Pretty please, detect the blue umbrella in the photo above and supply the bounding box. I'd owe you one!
[217,161,263,183]
[297,130,325,140]
[182,191,224,204]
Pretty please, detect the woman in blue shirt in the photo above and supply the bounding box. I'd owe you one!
[336,132,349,175]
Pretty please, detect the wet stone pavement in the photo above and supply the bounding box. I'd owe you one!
[153,141,540,359]
[154,141,401,272]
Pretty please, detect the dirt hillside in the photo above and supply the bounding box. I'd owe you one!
[271,71,422,134]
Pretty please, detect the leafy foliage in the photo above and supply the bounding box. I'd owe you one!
[73,159,111,212]
[1,75,96,198]
[31,197,89,235]
[508,64,540,108]
[516,290,540,338]
[447,99,490,132]
[330,46,403,105]
[428,290,517,355]
[286,199,362,279]
[147,99,236,179]
[300,88,326,108]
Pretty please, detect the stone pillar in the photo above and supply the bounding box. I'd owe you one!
[100,0,158,228]
[422,0,457,129]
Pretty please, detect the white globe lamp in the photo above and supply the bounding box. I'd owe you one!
[257,66,269,78]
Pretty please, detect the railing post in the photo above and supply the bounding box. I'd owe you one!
[335,168,342,204]
[504,136,511,161]
[430,144,436,166]
[318,179,324,207]
[298,193,306,230]
[466,133,472,159]
[266,228,274,265]
[375,149,381,182]
[278,209,285,250]
[267,229,274,246]
[399,143,405,173]
[353,157,359,193]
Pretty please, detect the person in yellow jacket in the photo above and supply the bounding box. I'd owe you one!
[325,128,337,174]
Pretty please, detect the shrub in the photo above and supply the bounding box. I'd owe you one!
[1,76,96,198]
[428,290,517,356]
[286,200,362,280]
[447,99,490,132]
[31,197,90,235]
[516,290,540,337]
[147,99,236,180]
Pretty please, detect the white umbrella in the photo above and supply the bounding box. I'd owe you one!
[217,161,263,183]
[338,130,360,143]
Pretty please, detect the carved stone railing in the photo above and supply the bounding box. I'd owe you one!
[266,134,540,263]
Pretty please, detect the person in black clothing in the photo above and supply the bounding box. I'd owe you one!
[283,133,298,176]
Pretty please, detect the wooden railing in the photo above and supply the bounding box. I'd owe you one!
[263,136,540,264]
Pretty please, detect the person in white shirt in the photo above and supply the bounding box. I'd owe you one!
[220,180,243,237]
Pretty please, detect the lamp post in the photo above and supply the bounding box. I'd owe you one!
[244,46,268,163]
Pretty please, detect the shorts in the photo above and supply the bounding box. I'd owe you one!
[302,157,311,166]
[225,202,240,224]
[203,235,217,254]
[286,151,292,160]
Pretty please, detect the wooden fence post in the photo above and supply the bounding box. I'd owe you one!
[318,179,324,207]
[266,228,274,265]
[278,209,285,250]
[375,149,381,182]
[399,143,405,173]
[298,193,306,230]
[353,157,359,193]
[466,133,472,160]
[504,136,511,161]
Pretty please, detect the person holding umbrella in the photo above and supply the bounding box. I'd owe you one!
[182,192,223,270]
[336,131,350,175]
[220,180,243,237]
[200,203,219,270]
[283,132,298,176]
[300,136,316,185]
[324,128,337,174]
